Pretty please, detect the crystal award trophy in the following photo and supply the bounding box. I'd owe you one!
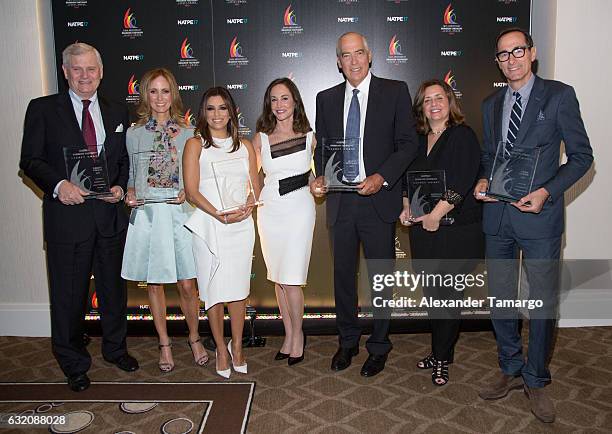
[211,157,262,215]
[406,170,454,225]
[486,141,540,202]
[132,150,181,204]
[320,137,361,191]
[63,147,111,198]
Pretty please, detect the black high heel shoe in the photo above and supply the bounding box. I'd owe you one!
[288,334,306,366]
[274,351,290,360]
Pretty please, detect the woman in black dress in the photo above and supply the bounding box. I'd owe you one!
[400,79,484,386]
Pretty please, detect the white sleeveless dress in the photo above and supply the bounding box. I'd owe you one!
[184,137,254,308]
[257,131,315,285]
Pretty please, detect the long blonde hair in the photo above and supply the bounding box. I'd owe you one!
[134,68,187,127]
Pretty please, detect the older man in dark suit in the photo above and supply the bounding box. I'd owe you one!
[311,32,418,377]
[20,43,138,392]
[474,28,593,423]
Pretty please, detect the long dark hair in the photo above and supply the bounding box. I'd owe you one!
[413,79,465,135]
[194,87,240,152]
[256,78,311,134]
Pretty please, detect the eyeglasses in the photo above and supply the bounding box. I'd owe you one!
[495,45,532,62]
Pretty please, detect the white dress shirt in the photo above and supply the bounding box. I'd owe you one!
[343,72,371,182]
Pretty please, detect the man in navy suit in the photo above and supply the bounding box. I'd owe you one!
[474,28,593,423]
[311,32,418,377]
[20,43,139,392]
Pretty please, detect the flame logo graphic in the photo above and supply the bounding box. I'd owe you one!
[123,8,137,29]
[127,74,139,95]
[229,36,243,58]
[444,70,457,90]
[181,37,194,59]
[389,35,402,56]
[184,108,195,126]
[443,4,458,25]
[284,4,297,26]
[237,107,247,128]
[287,72,295,82]
[91,291,98,309]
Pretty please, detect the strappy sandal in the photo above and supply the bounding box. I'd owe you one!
[188,337,210,367]
[432,359,450,386]
[158,341,174,373]
[417,353,436,369]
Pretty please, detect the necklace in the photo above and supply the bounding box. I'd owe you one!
[429,127,446,136]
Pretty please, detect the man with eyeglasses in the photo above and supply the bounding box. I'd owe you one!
[473,28,593,423]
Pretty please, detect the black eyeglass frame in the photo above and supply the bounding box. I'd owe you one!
[495,45,533,62]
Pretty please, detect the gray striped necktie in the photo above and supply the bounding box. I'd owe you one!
[505,91,522,157]
[344,88,360,181]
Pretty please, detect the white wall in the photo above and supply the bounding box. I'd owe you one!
[0,0,56,336]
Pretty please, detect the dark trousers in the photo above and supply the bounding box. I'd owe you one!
[46,229,127,377]
[486,207,561,388]
[331,194,395,355]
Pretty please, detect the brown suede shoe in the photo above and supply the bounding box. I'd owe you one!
[478,372,523,400]
[524,385,555,423]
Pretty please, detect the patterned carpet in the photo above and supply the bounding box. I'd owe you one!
[1,326,611,433]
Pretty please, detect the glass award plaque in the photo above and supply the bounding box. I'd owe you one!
[63,147,111,199]
[211,157,262,215]
[132,150,180,204]
[406,170,454,225]
[486,141,540,202]
[320,137,361,191]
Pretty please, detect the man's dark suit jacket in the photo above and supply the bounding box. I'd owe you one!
[314,75,418,225]
[20,91,129,244]
[480,75,593,239]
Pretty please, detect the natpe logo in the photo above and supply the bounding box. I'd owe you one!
[177,19,199,25]
[178,37,200,68]
[178,84,199,91]
[226,83,248,90]
[67,21,88,27]
[227,18,248,24]
[126,74,140,104]
[386,34,407,65]
[227,36,249,67]
[281,52,303,58]
[123,54,144,61]
[387,16,408,22]
[282,4,304,35]
[338,17,359,23]
[496,16,518,23]
[440,50,462,57]
[122,8,143,38]
[184,109,196,126]
[441,3,463,34]
[444,70,462,98]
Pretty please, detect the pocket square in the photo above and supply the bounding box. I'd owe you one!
[115,123,124,132]
[536,110,546,122]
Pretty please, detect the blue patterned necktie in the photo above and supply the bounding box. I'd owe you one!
[344,88,360,182]
[505,91,522,157]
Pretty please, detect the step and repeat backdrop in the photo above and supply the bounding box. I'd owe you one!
[52,0,531,320]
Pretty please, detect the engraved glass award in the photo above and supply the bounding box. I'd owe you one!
[406,170,454,225]
[320,137,361,191]
[132,150,180,204]
[211,157,262,215]
[486,141,540,202]
[63,147,111,198]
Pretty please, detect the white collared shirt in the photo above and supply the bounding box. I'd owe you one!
[68,89,106,154]
[343,72,371,182]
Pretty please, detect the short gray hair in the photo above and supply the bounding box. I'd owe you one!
[62,42,103,69]
[336,32,370,58]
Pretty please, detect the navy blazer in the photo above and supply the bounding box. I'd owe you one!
[479,75,593,239]
[20,91,130,243]
[314,75,418,225]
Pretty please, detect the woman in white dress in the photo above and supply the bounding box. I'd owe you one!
[183,87,260,378]
[253,78,316,365]
[121,68,208,373]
